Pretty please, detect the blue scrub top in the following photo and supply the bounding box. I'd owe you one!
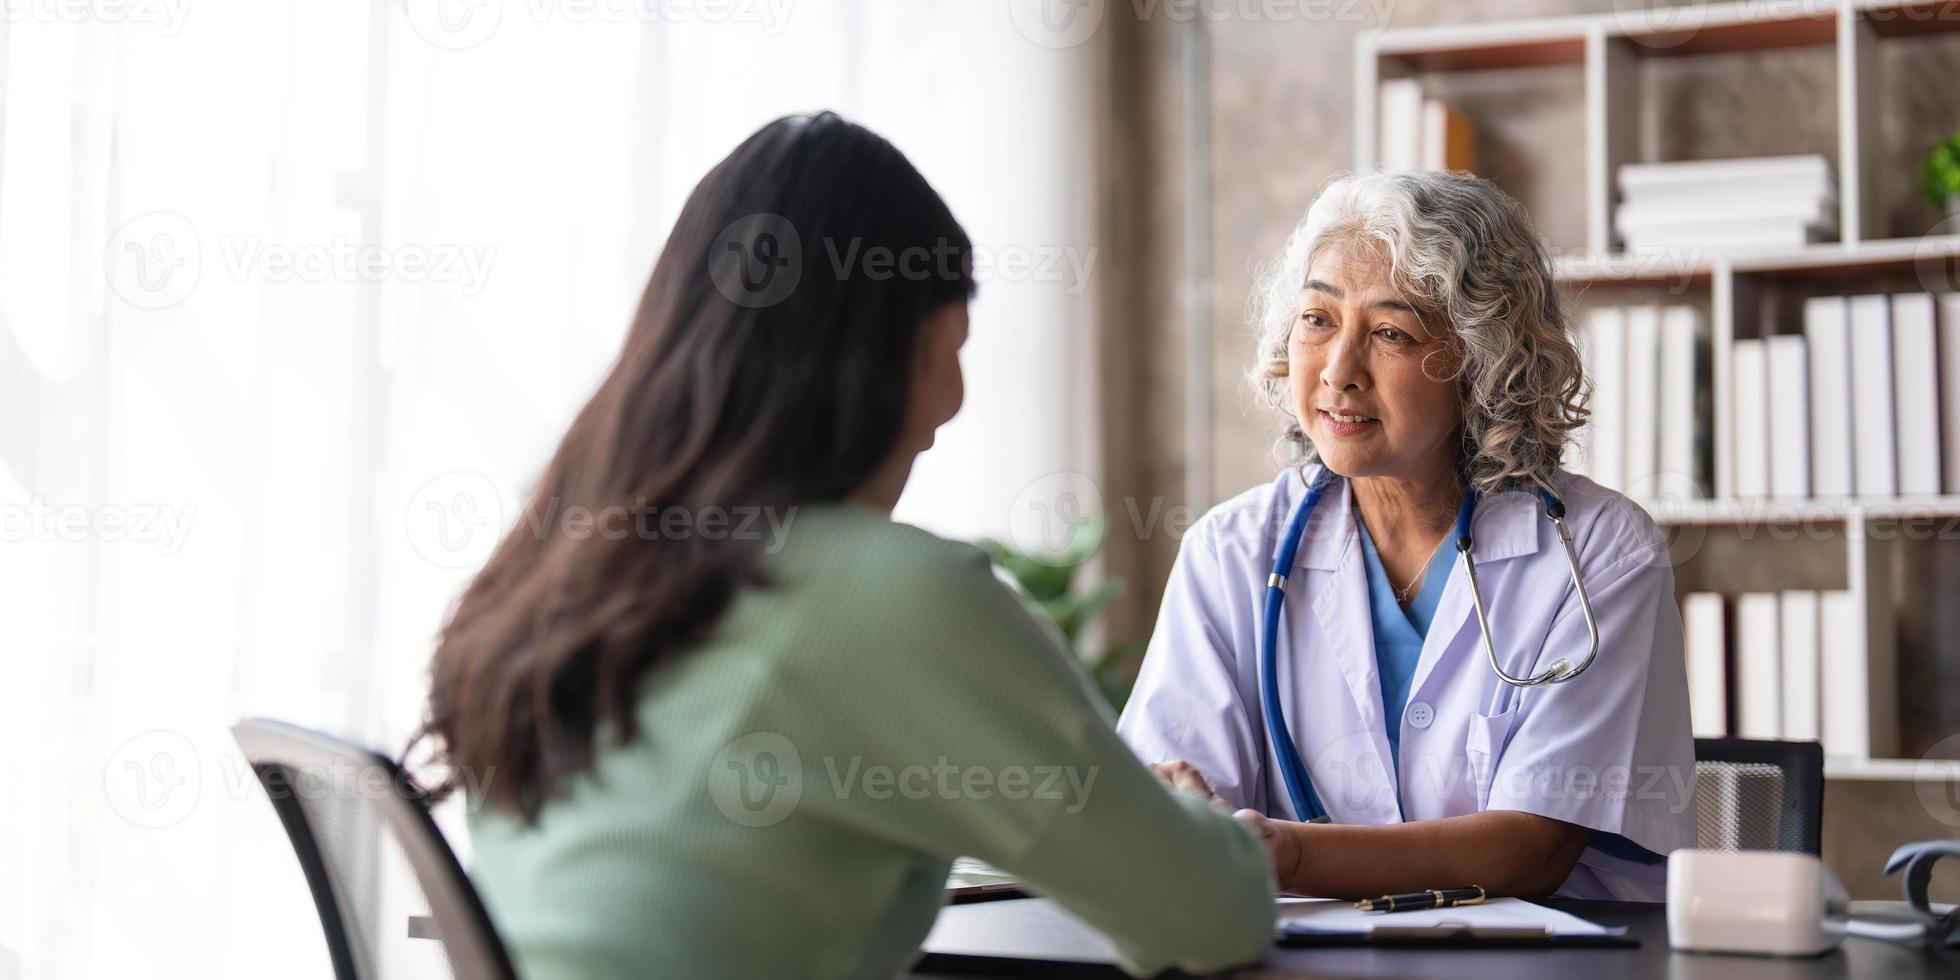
[1353,513,1456,773]
[1355,507,1668,866]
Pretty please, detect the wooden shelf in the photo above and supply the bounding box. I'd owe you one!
[1360,1,1960,778]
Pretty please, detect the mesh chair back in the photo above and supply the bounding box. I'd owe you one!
[1692,737,1824,855]
[232,718,517,980]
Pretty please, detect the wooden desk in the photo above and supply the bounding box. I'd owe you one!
[909,896,1960,979]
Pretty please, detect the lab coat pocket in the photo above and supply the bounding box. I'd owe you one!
[1463,708,1517,810]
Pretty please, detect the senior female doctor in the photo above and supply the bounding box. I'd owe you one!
[1118,170,1695,903]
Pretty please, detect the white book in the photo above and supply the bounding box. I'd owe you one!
[1941,294,1960,493]
[1617,214,1831,242]
[1848,294,1898,497]
[1735,592,1782,739]
[1681,592,1728,737]
[1818,590,1864,758]
[1618,154,1835,193]
[1732,339,1771,499]
[1766,334,1811,499]
[1587,306,1629,492]
[1623,305,1661,497]
[1616,195,1838,232]
[1891,294,1943,496]
[1378,79,1423,170]
[1623,224,1825,253]
[1778,591,1820,741]
[1805,296,1855,498]
[1658,305,1707,499]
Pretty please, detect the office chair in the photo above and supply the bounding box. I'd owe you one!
[1692,736,1825,855]
[232,718,518,980]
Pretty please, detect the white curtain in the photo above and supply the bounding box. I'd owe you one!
[0,2,1098,976]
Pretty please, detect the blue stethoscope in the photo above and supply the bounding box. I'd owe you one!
[1259,467,1602,821]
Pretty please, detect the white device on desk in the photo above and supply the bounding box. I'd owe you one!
[1667,849,1848,956]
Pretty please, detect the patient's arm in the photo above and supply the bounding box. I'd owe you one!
[1234,808,1592,898]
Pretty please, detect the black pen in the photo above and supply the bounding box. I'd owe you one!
[1354,885,1486,913]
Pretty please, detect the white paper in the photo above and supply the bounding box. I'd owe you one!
[1278,896,1615,937]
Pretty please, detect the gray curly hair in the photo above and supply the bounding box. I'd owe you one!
[1247,169,1588,495]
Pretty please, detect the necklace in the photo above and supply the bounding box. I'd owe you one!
[1394,568,1425,604]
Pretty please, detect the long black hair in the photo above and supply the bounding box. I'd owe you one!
[417,112,976,820]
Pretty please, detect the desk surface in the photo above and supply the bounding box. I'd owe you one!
[909,896,1960,979]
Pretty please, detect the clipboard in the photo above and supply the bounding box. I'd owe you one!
[1277,920,1636,947]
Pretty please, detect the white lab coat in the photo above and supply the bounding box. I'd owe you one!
[1117,466,1696,901]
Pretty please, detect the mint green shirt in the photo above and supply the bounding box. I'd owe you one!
[466,505,1275,979]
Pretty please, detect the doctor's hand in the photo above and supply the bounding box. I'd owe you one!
[1147,760,1230,811]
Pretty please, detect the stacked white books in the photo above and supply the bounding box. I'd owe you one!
[1572,304,1708,499]
[1733,293,1960,499]
[1707,589,1897,758]
[1616,155,1838,255]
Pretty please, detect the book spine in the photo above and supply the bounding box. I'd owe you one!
[1848,294,1897,497]
[1805,296,1854,498]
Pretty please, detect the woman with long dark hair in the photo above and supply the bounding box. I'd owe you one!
[416,113,1274,978]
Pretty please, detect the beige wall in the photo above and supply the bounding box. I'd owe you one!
[1097,0,1960,901]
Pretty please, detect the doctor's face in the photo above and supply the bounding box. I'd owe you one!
[1287,239,1463,486]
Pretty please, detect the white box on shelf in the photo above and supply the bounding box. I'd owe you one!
[1819,590,1867,758]
[1587,306,1628,493]
[1848,294,1897,497]
[1735,592,1782,739]
[1766,335,1810,500]
[1377,79,1423,171]
[1778,591,1820,742]
[1658,305,1708,499]
[1732,339,1771,500]
[1682,592,1728,737]
[1625,305,1662,497]
[1892,293,1944,497]
[1804,296,1854,499]
[1939,293,1960,494]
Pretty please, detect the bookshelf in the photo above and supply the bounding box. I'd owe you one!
[1357,1,1960,780]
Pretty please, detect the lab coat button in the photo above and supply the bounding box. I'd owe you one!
[1407,701,1434,729]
